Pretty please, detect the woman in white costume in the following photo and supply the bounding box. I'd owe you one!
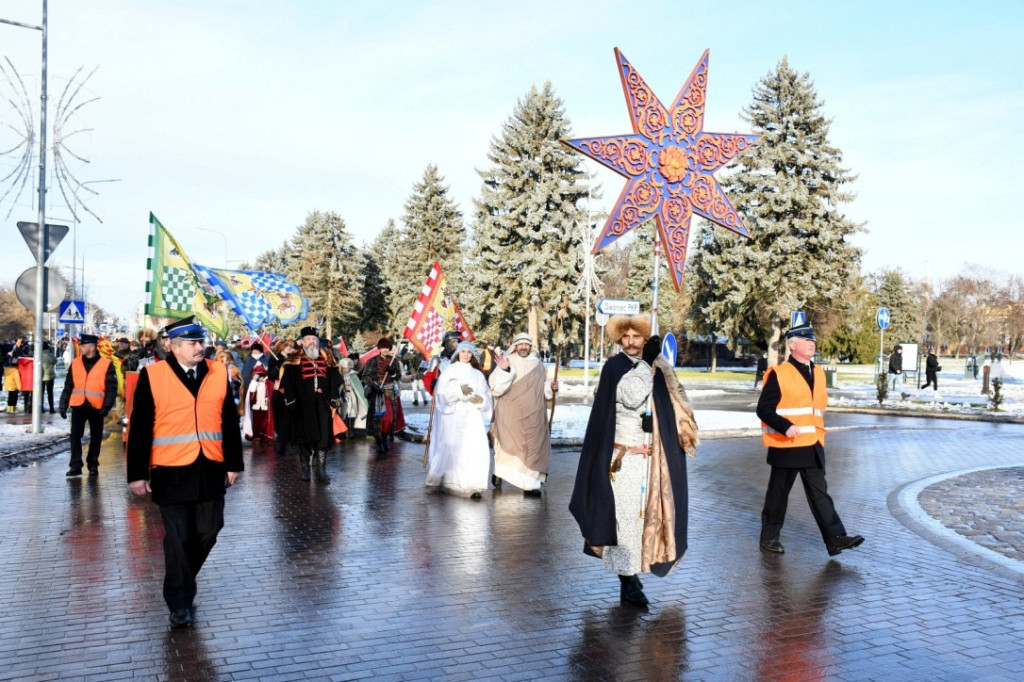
[426,341,493,498]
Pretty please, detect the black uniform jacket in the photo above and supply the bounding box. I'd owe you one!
[569,352,689,577]
[126,356,244,505]
[58,354,117,414]
[756,356,825,469]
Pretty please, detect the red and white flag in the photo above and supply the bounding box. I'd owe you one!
[402,261,475,358]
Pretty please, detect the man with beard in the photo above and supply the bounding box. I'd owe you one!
[488,332,556,496]
[281,326,341,483]
[127,316,243,629]
[569,314,698,608]
[360,337,406,454]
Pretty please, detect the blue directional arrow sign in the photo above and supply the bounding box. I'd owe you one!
[791,311,806,328]
[661,332,677,366]
[876,307,891,331]
[59,299,86,325]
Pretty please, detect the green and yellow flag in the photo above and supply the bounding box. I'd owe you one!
[145,212,229,337]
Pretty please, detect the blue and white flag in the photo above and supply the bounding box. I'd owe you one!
[193,264,309,331]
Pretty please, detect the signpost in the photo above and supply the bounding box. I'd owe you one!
[876,307,891,383]
[791,310,806,328]
[596,298,641,315]
[59,299,86,325]
[662,332,677,366]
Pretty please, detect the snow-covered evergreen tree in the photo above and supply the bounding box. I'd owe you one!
[872,268,924,348]
[687,57,863,366]
[359,246,390,335]
[468,82,590,347]
[370,219,401,329]
[286,210,361,340]
[391,165,465,329]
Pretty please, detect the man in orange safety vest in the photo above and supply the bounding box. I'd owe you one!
[59,333,117,477]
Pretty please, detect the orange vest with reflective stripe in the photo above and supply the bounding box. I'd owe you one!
[761,362,827,448]
[69,356,111,409]
[147,360,227,467]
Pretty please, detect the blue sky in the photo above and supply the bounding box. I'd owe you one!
[1,0,1021,320]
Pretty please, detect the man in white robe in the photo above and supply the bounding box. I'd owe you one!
[488,332,556,496]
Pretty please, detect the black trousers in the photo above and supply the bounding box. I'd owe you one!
[761,465,846,543]
[159,497,225,612]
[42,379,54,410]
[921,372,938,390]
[69,406,105,469]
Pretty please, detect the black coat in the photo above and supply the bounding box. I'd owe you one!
[280,354,341,449]
[568,352,688,577]
[756,357,825,469]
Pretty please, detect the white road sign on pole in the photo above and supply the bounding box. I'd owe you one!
[596,298,641,315]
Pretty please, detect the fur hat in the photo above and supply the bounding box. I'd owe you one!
[606,314,652,344]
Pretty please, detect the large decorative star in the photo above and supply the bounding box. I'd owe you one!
[565,48,759,290]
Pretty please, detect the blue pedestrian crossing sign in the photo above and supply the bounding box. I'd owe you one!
[876,307,891,331]
[791,311,806,328]
[59,299,85,325]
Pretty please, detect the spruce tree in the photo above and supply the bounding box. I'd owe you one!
[626,223,687,336]
[391,165,465,330]
[468,82,590,347]
[359,246,390,335]
[371,219,401,328]
[872,268,924,349]
[286,210,361,340]
[687,57,863,366]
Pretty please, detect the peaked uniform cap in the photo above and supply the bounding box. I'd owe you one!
[164,316,207,341]
[785,323,816,341]
[80,333,99,345]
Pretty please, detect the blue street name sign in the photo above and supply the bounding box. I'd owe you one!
[661,332,677,366]
[596,298,641,315]
[876,307,891,331]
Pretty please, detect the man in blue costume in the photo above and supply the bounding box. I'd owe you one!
[569,314,698,608]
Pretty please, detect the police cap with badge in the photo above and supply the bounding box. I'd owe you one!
[163,315,208,341]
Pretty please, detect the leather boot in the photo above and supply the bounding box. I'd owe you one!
[300,453,311,481]
[313,451,330,484]
[619,574,649,608]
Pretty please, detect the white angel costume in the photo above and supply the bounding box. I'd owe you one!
[425,357,493,497]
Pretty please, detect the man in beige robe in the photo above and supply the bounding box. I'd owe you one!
[488,332,556,497]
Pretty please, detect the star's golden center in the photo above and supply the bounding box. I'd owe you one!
[658,146,688,183]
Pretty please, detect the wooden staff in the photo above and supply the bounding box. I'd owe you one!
[548,345,561,434]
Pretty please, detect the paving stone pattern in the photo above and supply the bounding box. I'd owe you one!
[1,411,1023,680]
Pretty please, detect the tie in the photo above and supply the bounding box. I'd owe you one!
[186,368,196,382]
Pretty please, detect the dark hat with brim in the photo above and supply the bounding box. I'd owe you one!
[80,333,99,345]
[299,326,318,338]
[163,316,207,341]
[785,323,816,341]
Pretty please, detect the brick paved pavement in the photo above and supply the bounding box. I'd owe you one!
[1,410,1023,680]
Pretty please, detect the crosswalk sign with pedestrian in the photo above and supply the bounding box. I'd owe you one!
[59,300,85,325]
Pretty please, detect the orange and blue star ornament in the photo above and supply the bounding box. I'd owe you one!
[564,48,759,290]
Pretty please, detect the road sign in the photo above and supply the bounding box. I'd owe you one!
[17,221,70,263]
[597,298,641,315]
[594,312,610,327]
[59,299,86,325]
[791,310,806,328]
[876,307,891,331]
[15,266,69,312]
[661,332,677,366]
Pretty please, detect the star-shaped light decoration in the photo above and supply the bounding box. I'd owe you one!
[564,48,759,290]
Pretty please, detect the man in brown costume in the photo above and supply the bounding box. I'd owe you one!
[569,314,698,608]
[488,332,556,496]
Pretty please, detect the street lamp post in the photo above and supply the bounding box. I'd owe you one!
[1,1,49,433]
[196,227,228,268]
[71,179,121,299]
[81,242,109,332]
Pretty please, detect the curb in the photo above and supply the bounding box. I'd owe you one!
[0,436,70,471]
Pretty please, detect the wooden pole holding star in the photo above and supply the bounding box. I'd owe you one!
[563,48,760,333]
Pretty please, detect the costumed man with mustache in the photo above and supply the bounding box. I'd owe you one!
[569,314,698,608]
[280,326,342,483]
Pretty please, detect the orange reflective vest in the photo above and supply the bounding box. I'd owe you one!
[761,362,827,448]
[147,360,227,467]
[69,356,111,409]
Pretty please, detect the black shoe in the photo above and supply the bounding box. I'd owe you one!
[413,401,420,406]
[523,489,542,497]
[619,574,649,608]
[826,534,865,556]
[491,475,502,490]
[470,492,482,499]
[66,468,82,477]
[760,538,785,554]
[169,608,193,629]
[87,466,98,476]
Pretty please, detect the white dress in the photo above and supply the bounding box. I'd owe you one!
[425,360,493,497]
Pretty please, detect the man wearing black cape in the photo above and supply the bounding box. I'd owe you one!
[569,314,698,608]
[280,326,341,483]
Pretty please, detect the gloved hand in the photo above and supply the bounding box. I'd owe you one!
[641,412,653,433]
[100,409,110,419]
[642,335,661,365]
[469,395,484,405]
[330,398,342,409]
[460,384,473,396]
[60,409,67,419]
